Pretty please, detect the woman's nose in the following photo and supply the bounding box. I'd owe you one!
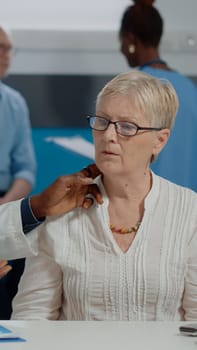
[103,122,117,140]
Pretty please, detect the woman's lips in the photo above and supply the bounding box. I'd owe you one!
[102,150,118,156]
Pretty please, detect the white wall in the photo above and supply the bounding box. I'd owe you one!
[1,0,124,30]
[1,0,197,75]
[1,0,197,31]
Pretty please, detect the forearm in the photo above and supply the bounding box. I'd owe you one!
[0,199,39,259]
[0,178,32,203]
[0,164,102,259]
[21,197,45,233]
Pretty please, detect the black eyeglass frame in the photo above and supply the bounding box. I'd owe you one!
[86,115,162,137]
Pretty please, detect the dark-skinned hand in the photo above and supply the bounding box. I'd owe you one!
[30,164,103,218]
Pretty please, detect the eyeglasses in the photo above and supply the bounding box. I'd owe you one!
[86,115,162,137]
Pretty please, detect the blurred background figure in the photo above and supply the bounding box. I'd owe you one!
[119,0,197,192]
[0,26,36,319]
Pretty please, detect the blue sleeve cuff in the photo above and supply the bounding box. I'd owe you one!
[21,197,45,234]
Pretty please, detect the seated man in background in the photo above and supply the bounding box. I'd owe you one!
[0,26,36,319]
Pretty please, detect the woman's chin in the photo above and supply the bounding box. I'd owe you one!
[97,161,120,176]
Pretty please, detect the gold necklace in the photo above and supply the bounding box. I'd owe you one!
[110,221,141,234]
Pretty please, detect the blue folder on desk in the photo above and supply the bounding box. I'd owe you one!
[0,325,26,342]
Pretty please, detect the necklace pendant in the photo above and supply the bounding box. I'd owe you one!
[120,227,130,234]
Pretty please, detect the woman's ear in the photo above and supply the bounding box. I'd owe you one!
[123,32,136,47]
[152,128,170,157]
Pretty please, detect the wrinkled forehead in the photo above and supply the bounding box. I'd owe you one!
[96,92,149,124]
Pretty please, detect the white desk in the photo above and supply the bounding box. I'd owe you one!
[0,321,196,350]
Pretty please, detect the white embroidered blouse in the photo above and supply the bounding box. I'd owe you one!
[12,173,197,321]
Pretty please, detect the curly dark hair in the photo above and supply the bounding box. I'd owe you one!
[120,1,163,47]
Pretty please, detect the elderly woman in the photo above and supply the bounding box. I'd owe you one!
[12,71,197,321]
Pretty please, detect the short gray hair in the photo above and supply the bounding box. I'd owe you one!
[96,70,178,130]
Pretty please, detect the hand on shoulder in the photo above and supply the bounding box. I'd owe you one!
[30,164,103,218]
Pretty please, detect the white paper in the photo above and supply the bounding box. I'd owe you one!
[45,136,95,160]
